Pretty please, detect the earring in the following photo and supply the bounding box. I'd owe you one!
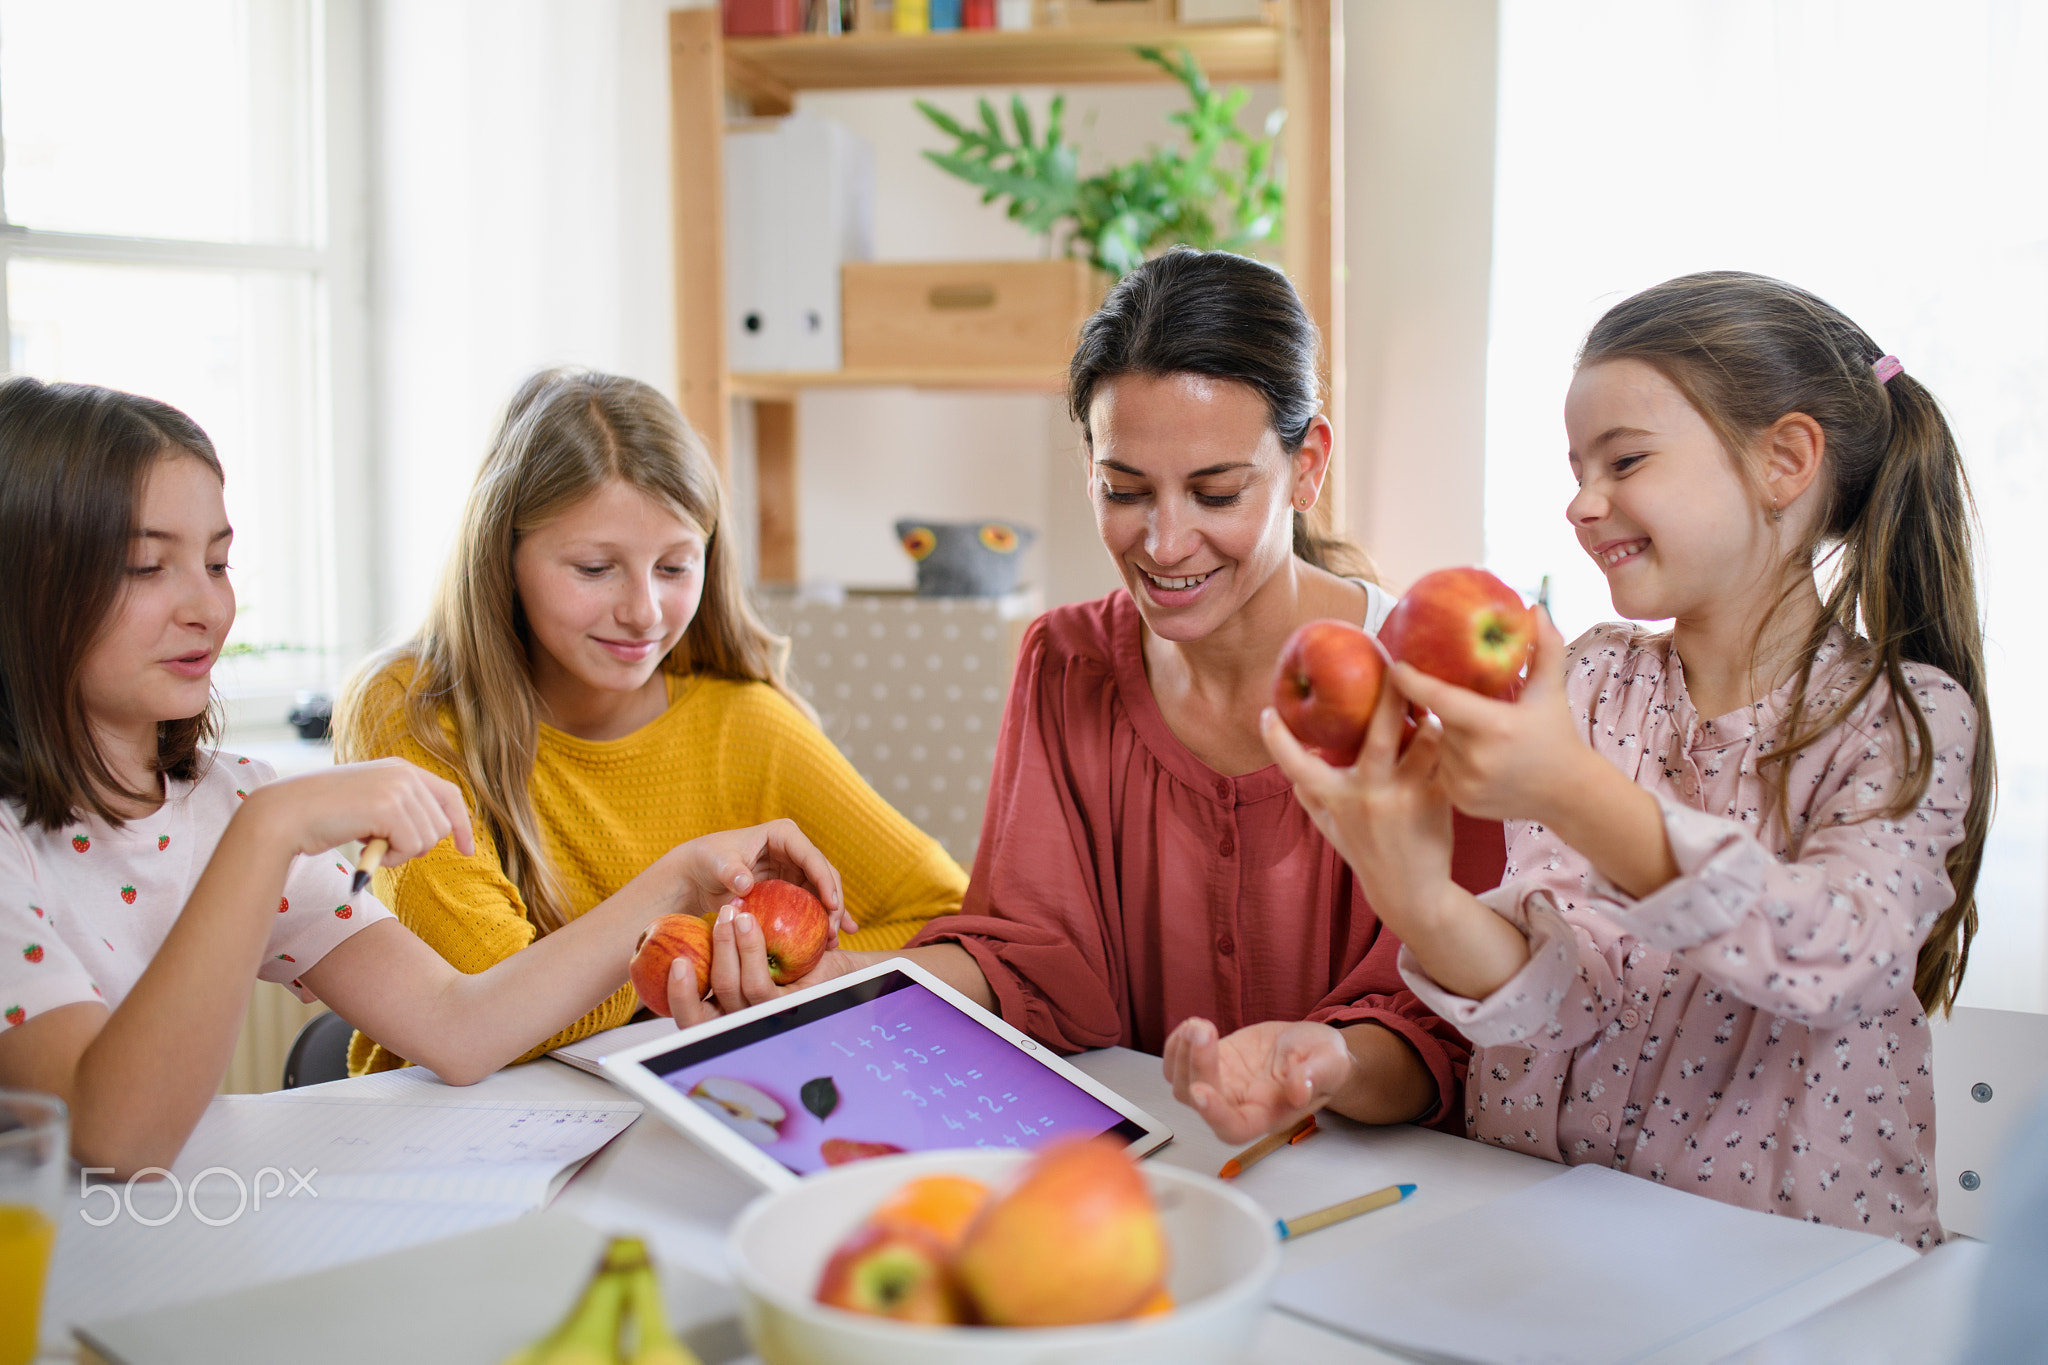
[1296,496,1312,510]
[1770,500,1782,522]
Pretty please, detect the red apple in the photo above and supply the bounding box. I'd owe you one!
[954,1136,1167,1327]
[815,1222,971,1324]
[738,879,830,984]
[630,913,714,1017]
[1379,567,1536,699]
[1273,619,1389,766]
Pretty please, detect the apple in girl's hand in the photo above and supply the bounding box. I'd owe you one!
[954,1136,1167,1326]
[738,878,830,984]
[1379,567,1536,699]
[630,912,713,1017]
[1273,619,1389,766]
[815,1222,972,1324]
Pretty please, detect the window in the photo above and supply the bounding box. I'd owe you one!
[0,0,366,729]
[1485,0,2048,1012]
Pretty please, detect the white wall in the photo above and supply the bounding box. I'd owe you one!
[1340,0,1500,592]
[365,1,1486,633]
[368,0,680,643]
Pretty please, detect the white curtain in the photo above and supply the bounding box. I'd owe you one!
[1485,0,2048,1011]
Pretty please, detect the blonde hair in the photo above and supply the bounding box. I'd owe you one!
[336,368,804,933]
[1580,272,1993,1014]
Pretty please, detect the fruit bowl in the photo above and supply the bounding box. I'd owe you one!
[727,1148,1280,1365]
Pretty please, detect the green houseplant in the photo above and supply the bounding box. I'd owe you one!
[915,47,1285,277]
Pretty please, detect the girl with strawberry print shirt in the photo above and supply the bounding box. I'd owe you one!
[0,377,842,1177]
[1259,273,1991,1246]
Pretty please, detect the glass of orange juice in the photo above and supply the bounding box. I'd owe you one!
[0,1090,66,1365]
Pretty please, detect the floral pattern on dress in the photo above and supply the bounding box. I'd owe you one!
[1401,624,1973,1248]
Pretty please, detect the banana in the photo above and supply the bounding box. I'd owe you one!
[620,1255,701,1365]
[501,1244,629,1365]
[501,1235,702,1365]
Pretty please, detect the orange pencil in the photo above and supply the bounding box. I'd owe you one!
[1218,1112,1318,1179]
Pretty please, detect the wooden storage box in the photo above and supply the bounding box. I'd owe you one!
[841,259,1110,371]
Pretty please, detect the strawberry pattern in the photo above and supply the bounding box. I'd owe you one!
[1401,624,1972,1249]
[0,750,394,1027]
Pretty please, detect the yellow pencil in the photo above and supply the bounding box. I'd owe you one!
[1275,1182,1415,1240]
[351,838,388,895]
[1218,1112,1318,1179]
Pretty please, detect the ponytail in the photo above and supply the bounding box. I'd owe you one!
[1801,370,1989,1013]
[1581,273,1993,1014]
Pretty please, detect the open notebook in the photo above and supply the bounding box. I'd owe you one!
[1271,1163,1920,1365]
[42,1073,640,1354]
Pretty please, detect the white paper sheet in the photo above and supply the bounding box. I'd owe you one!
[43,1086,640,1349]
[1271,1164,1919,1365]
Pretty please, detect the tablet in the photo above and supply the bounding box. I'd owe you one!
[598,956,1171,1189]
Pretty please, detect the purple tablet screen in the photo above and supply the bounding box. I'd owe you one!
[642,971,1144,1176]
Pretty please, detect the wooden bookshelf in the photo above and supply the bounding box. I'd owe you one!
[725,25,1281,114]
[731,366,1067,399]
[669,7,1341,583]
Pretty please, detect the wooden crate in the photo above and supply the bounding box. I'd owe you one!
[841,259,1110,371]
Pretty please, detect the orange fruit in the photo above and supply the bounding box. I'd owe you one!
[1131,1286,1175,1318]
[869,1174,990,1251]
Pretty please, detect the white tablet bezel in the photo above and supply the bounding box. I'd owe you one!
[597,955,1172,1190]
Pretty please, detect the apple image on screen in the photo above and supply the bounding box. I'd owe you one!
[1272,618,1389,766]
[1378,567,1536,699]
[689,1077,787,1146]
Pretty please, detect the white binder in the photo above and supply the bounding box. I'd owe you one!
[723,114,874,372]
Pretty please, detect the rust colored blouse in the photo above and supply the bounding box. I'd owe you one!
[911,591,1507,1129]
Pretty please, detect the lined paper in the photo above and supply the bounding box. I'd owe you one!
[43,1087,639,1345]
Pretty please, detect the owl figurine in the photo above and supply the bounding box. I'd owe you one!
[895,518,1038,597]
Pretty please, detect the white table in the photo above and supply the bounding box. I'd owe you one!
[56,1046,1979,1363]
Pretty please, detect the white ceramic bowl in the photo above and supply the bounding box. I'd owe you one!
[727,1148,1280,1365]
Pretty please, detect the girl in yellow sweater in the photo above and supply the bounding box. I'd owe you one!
[336,369,965,1072]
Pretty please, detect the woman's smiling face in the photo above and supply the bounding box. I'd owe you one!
[1088,372,1309,644]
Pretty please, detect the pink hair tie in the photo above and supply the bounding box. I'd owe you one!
[1873,355,1904,385]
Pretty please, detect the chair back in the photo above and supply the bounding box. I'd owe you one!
[1929,1005,2048,1238]
[281,1010,356,1090]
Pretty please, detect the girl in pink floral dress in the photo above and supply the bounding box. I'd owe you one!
[1258,272,1990,1247]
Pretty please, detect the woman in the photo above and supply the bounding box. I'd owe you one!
[334,369,965,1072]
[680,251,1505,1140]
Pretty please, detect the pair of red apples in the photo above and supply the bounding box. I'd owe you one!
[1274,566,1537,766]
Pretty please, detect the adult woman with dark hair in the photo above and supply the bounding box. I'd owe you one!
[680,250,1506,1143]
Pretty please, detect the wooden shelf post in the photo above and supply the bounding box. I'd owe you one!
[1282,0,1343,537]
[670,9,732,479]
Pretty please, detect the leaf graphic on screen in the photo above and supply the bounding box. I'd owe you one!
[801,1076,841,1120]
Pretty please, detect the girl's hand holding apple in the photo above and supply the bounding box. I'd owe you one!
[1260,673,1459,944]
[1384,609,1601,827]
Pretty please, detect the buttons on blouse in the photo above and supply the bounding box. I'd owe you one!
[1592,1112,1612,1133]
[1218,837,1235,857]
[1620,1007,1641,1028]
[1214,778,1230,799]
[1216,935,1236,957]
